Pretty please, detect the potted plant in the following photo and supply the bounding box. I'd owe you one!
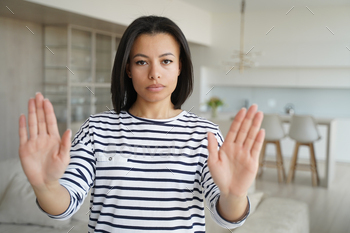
[206,96,224,118]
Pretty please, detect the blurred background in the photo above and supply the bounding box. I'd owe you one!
[0,1,350,232]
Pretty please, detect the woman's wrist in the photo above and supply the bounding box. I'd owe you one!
[31,180,61,195]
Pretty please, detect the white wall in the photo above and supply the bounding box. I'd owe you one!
[25,0,212,46]
[208,6,350,68]
[198,6,350,95]
[0,17,44,161]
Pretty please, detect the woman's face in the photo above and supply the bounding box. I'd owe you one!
[126,33,182,105]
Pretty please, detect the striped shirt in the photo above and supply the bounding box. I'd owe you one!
[37,110,250,232]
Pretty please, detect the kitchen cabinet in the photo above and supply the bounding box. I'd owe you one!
[43,24,122,136]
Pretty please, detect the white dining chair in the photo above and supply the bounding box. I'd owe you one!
[287,115,321,186]
[257,114,287,183]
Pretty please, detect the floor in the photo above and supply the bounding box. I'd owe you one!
[255,157,350,233]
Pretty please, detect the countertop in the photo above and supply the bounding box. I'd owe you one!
[199,112,335,124]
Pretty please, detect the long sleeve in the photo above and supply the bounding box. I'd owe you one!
[201,126,250,229]
[36,117,95,220]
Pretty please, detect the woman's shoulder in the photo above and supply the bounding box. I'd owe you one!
[181,111,219,129]
[88,110,131,123]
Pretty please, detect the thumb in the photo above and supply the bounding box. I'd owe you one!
[207,132,219,164]
[59,129,72,161]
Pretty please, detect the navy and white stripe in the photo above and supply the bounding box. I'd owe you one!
[37,110,250,232]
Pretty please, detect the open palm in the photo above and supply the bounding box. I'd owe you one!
[18,93,72,189]
[207,104,265,198]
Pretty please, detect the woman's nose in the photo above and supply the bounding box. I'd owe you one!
[148,63,161,79]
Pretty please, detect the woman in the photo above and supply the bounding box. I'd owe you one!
[18,15,264,232]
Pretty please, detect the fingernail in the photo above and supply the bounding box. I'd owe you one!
[35,92,41,95]
[69,129,72,138]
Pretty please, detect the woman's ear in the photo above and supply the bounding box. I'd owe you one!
[178,60,182,76]
[126,63,132,78]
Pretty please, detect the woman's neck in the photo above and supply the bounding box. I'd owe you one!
[128,98,182,119]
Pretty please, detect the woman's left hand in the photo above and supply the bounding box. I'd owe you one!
[207,104,265,198]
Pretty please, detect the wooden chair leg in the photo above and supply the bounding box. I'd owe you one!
[274,141,282,183]
[257,141,267,178]
[312,143,320,185]
[291,143,300,182]
[309,143,320,186]
[276,141,286,182]
[287,142,299,183]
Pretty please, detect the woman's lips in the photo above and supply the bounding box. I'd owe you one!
[147,86,165,92]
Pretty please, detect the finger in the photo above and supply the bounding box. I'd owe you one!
[19,114,28,146]
[28,98,38,139]
[43,99,60,137]
[225,108,247,143]
[207,132,219,165]
[58,129,72,161]
[251,129,266,161]
[35,92,47,135]
[235,104,258,145]
[243,111,264,151]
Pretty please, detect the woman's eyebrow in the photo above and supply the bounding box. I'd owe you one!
[133,52,175,59]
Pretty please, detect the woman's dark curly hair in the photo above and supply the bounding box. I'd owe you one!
[111,15,193,114]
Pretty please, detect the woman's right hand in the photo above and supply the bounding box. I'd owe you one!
[18,92,72,190]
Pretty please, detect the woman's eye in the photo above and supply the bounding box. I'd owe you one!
[163,59,172,65]
[136,60,172,65]
[136,60,147,65]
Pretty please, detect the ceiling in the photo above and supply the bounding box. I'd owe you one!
[181,0,350,13]
[1,0,348,32]
[0,0,127,34]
